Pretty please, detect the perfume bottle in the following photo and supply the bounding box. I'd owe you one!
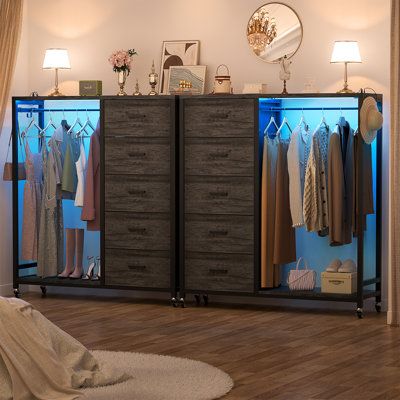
[148,60,158,96]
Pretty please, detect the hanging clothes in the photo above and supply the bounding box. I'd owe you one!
[353,130,374,235]
[81,121,100,231]
[287,124,311,227]
[328,120,354,246]
[273,139,296,270]
[74,140,87,207]
[303,125,330,234]
[261,135,279,288]
[21,140,43,261]
[37,142,64,277]
[61,134,79,196]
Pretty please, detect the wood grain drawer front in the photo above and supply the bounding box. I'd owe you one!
[105,249,170,288]
[184,98,254,138]
[185,252,254,292]
[185,214,254,254]
[104,99,171,137]
[185,138,254,176]
[105,137,170,175]
[105,212,170,251]
[105,175,170,213]
[185,176,253,215]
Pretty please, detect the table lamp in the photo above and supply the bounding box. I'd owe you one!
[42,48,71,96]
[330,41,361,93]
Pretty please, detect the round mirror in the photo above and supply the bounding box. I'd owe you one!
[247,3,303,63]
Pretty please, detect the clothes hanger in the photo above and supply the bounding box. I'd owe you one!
[38,111,57,136]
[317,108,329,130]
[20,114,42,139]
[67,110,89,135]
[297,109,309,131]
[263,115,279,136]
[276,116,292,138]
[76,110,96,136]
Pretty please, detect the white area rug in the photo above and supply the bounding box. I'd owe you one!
[83,350,234,400]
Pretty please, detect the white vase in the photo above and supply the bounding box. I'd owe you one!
[117,70,128,96]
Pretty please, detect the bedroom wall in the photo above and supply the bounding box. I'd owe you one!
[3,0,390,308]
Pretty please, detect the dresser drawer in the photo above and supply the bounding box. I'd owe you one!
[185,214,253,254]
[185,138,253,176]
[105,212,170,251]
[184,98,254,138]
[104,99,171,137]
[105,248,170,288]
[105,175,170,213]
[185,252,254,293]
[185,176,253,215]
[105,137,170,175]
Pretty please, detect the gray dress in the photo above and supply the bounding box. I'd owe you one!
[37,143,64,277]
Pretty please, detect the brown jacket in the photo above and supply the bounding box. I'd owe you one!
[81,123,100,231]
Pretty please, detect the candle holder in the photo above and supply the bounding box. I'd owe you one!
[148,60,158,96]
[133,79,142,96]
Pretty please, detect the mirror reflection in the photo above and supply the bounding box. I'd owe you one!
[247,3,303,63]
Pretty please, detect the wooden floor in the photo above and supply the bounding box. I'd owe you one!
[23,293,400,400]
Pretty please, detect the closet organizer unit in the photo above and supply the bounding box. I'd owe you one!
[179,93,382,316]
[12,96,177,301]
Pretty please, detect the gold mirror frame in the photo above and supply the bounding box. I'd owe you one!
[247,2,303,64]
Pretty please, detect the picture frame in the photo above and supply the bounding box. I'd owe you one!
[167,65,207,95]
[159,40,200,94]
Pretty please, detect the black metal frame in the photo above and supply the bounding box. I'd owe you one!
[12,96,178,299]
[178,93,383,315]
[12,93,383,314]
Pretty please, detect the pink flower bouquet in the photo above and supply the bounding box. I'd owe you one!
[108,49,137,74]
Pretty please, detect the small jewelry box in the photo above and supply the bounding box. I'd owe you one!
[79,80,102,96]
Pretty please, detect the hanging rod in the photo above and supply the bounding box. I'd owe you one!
[16,108,100,113]
[259,107,358,111]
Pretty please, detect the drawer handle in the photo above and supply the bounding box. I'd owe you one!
[209,151,231,159]
[128,227,147,234]
[209,268,228,276]
[211,112,230,119]
[128,264,146,271]
[209,191,228,198]
[128,151,147,158]
[208,229,228,237]
[128,189,147,196]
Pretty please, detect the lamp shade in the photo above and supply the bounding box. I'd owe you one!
[330,41,361,63]
[42,48,71,69]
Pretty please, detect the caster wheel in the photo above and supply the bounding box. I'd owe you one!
[40,286,47,298]
[179,298,185,308]
[194,294,201,306]
[13,289,21,298]
[171,297,178,308]
[203,294,209,307]
[356,308,364,319]
[375,302,382,313]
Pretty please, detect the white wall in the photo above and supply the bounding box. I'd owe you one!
[4,0,390,307]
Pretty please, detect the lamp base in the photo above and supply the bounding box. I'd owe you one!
[337,87,354,94]
[49,88,65,97]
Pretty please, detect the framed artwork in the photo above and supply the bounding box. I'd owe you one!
[159,40,200,94]
[167,66,207,94]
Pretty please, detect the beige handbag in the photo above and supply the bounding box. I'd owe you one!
[3,131,26,181]
[213,64,232,94]
[287,257,316,291]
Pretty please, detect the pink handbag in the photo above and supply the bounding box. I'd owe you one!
[3,131,26,181]
[287,257,316,291]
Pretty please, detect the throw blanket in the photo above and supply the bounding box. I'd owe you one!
[0,297,130,400]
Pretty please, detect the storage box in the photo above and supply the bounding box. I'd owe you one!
[242,83,267,94]
[79,80,102,96]
[321,272,357,294]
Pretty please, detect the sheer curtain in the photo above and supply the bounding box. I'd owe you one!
[0,0,23,132]
[389,0,400,326]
